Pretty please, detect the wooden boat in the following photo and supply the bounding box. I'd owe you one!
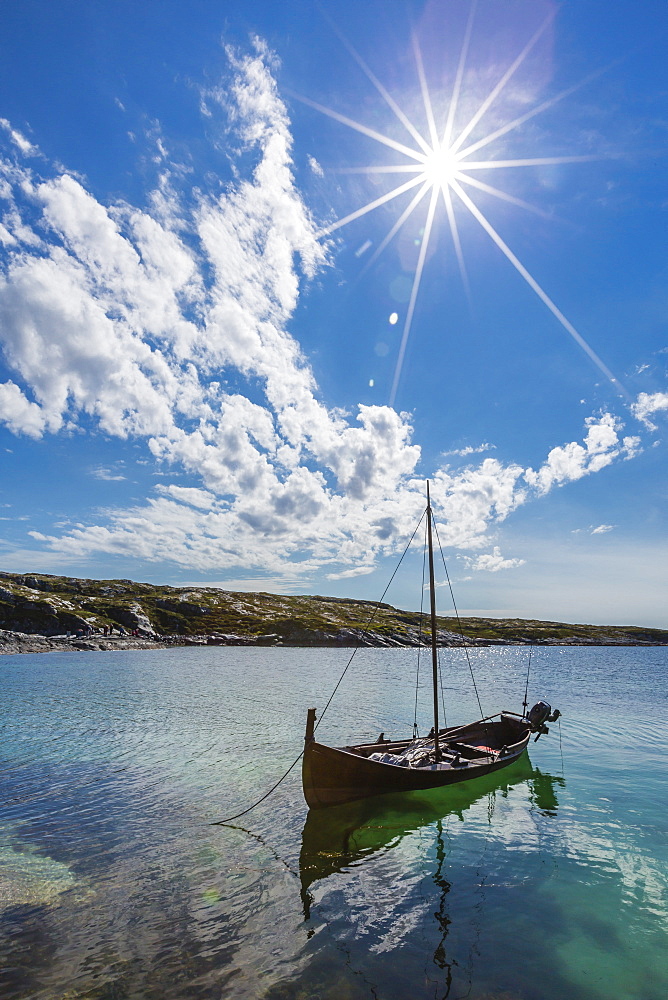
[302,485,560,809]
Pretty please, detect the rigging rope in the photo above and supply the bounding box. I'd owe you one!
[522,646,533,716]
[212,510,427,825]
[314,510,426,733]
[432,520,485,720]
[413,518,428,737]
[438,649,447,731]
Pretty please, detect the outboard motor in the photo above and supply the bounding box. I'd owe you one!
[527,701,561,740]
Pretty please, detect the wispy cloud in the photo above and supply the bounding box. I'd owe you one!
[90,466,127,482]
[181,577,305,594]
[0,118,36,156]
[326,565,375,580]
[574,523,616,536]
[441,442,496,458]
[307,155,324,177]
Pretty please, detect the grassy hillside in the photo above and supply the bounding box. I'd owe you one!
[1,571,666,646]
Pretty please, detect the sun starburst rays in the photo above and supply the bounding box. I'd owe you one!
[301,15,622,406]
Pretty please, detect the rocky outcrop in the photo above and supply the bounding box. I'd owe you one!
[0,570,666,651]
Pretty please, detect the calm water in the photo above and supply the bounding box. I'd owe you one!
[0,645,666,1000]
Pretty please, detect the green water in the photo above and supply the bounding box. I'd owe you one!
[0,645,666,999]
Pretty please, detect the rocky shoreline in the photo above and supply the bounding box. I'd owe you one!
[0,629,166,656]
[1,624,666,656]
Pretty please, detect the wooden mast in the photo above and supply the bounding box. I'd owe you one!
[426,481,440,762]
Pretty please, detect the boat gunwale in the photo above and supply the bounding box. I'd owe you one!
[302,724,532,808]
[312,717,531,774]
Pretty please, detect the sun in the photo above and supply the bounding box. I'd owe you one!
[421,143,462,191]
[296,6,624,406]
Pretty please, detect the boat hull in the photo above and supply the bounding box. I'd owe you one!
[302,717,531,809]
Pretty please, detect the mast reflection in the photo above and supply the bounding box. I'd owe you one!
[432,818,454,995]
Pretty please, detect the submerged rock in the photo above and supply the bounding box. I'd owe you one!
[0,840,76,910]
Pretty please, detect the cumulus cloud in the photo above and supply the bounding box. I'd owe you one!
[23,412,642,578]
[0,41,651,582]
[0,381,48,437]
[631,391,668,431]
[524,414,640,494]
[462,547,525,573]
[431,457,526,551]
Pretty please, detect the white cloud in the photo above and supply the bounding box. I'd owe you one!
[631,391,668,431]
[182,576,304,594]
[430,457,526,551]
[157,485,217,509]
[0,41,654,584]
[441,442,496,458]
[0,381,48,437]
[0,118,37,156]
[591,524,614,534]
[90,466,127,482]
[326,565,375,580]
[307,155,324,177]
[462,546,525,573]
[524,414,639,494]
[21,412,646,577]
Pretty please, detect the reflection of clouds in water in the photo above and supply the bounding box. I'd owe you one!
[558,807,667,914]
[0,837,76,909]
[329,843,432,954]
[473,772,667,913]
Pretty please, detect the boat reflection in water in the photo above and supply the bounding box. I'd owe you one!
[299,754,565,921]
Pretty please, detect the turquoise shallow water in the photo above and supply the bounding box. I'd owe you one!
[0,645,666,999]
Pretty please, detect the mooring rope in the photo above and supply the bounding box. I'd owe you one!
[210,751,305,825]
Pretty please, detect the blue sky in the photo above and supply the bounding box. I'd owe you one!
[0,0,666,627]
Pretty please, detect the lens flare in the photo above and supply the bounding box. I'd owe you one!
[297,6,624,406]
